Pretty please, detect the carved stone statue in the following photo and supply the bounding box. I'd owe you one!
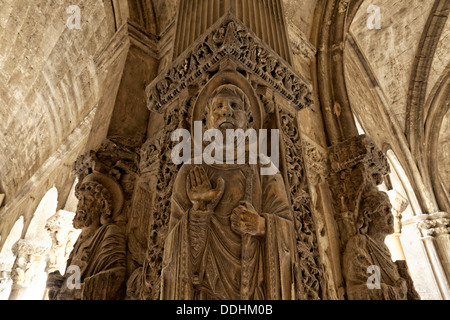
[47,173,126,300]
[343,190,420,300]
[160,84,298,300]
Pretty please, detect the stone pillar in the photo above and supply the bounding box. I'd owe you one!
[8,240,50,300]
[84,20,172,152]
[385,190,409,262]
[327,135,390,248]
[45,210,80,275]
[173,0,292,63]
[326,135,421,300]
[301,134,345,300]
[0,262,12,300]
[402,212,450,299]
[73,15,175,296]
[137,11,317,300]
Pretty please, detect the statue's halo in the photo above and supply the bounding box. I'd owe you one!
[191,70,263,133]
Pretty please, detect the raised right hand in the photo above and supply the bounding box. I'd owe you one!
[186,166,225,211]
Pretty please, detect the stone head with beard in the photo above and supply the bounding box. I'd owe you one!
[74,181,113,230]
[203,84,254,133]
[48,173,126,300]
[73,173,123,231]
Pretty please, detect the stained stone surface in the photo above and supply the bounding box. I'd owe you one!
[0,0,447,301]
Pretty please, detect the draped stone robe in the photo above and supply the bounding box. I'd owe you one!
[160,162,297,300]
[343,234,410,300]
[49,223,126,300]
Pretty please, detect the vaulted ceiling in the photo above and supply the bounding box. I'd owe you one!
[0,0,179,204]
[0,0,448,242]
[0,0,114,202]
[344,0,450,212]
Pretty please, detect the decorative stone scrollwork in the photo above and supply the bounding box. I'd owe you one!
[279,110,325,300]
[146,13,313,115]
[127,101,189,300]
[417,212,450,237]
[155,79,299,300]
[130,11,318,301]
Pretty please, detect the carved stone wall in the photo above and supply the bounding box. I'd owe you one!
[127,13,322,300]
[1,0,446,301]
[61,6,417,301]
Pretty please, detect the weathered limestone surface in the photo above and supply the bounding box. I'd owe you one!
[0,0,447,301]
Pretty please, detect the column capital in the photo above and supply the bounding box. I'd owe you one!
[403,212,450,238]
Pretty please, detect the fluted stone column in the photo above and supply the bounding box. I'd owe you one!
[173,0,292,63]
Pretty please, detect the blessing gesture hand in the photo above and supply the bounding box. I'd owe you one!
[186,166,225,212]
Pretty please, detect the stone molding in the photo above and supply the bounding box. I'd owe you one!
[146,13,314,114]
[404,212,450,238]
[328,134,390,180]
[287,22,317,61]
[301,134,329,177]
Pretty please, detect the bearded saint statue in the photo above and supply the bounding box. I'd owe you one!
[343,190,420,300]
[47,173,126,300]
[160,84,298,300]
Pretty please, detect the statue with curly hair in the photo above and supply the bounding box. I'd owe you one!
[343,190,419,300]
[47,173,126,300]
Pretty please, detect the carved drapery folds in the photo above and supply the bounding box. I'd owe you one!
[46,5,423,300]
[46,139,137,300]
[327,134,419,299]
[47,172,127,300]
[50,8,421,300]
[342,190,420,300]
[133,13,322,300]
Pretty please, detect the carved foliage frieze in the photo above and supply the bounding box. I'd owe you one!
[417,212,450,237]
[134,100,190,300]
[146,13,313,115]
[279,110,324,300]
